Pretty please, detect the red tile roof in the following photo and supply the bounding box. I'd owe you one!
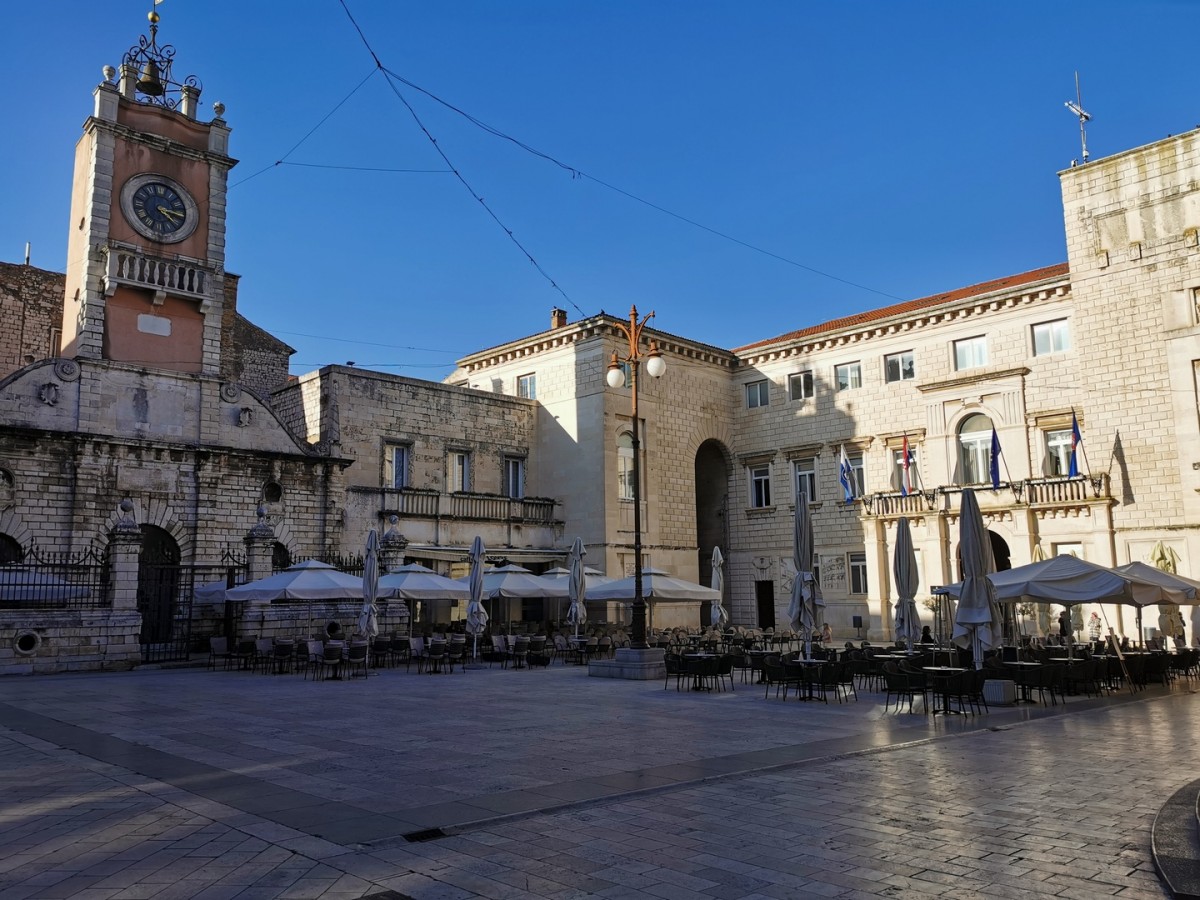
[734,262,1070,354]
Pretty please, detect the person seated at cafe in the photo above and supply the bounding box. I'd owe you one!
[821,622,833,645]
[919,625,935,644]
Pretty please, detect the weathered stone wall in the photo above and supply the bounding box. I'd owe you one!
[1060,131,1200,571]
[219,273,295,400]
[0,262,64,380]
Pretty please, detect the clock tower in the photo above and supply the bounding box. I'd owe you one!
[60,9,235,374]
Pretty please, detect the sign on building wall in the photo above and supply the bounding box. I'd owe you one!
[819,553,846,594]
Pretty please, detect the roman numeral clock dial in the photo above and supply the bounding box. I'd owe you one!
[119,174,199,244]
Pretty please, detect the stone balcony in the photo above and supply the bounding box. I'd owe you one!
[352,486,560,526]
[102,242,213,311]
[864,473,1111,519]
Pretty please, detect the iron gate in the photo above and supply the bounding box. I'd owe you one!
[139,554,246,663]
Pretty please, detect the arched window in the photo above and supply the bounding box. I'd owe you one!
[617,432,635,500]
[0,533,23,564]
[958,414,993,485]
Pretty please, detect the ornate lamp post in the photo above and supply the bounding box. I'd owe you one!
[606,305,666,649]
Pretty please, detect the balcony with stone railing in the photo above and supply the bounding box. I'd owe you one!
[863,474,1111,518]
[359,486,560,526]
[102,243,213,311]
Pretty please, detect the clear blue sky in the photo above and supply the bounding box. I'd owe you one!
[3,1,1197,378]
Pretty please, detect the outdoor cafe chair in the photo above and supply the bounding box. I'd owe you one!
[371,637,391,668]
[715,654,736,692]
[207,636,233,670]
[406,637,426,673]
[315,644,344,682]
[762,656,794,700]
[882,663,922,713]
[445,640,465,673]
[232,639,256,671]
[271,640,295,675]
[301,640,324,680]
[664,653,686,690]
[511,637,530,669]
[425,641,447,674]
[252,637,273,674]
[345,643,370,679]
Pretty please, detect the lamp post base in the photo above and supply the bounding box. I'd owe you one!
[587,646,666,680]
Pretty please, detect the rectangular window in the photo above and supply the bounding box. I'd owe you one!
[449,451,470,492]
[746,380,769,408]
[849,552,868,594]
[835,362,862,391]
[788,370,814,402]
[1045,429,1072,477]
[892,446,919,493]
[848,452,865,497]
[749,464,772,508]
[517,373,536,400]
[1052,542,1083,560]
[884,350,915,383]
[954,336,988,370]
[503,457,525,499]
[617,433,635,500]
[1032,319,1070,356]
[794,457,817,504]
[384,444,410,489]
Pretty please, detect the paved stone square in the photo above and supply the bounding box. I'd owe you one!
[0,660,1192,898]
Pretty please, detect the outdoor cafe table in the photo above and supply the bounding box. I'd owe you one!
[1003,660,1041,703]
[746,649,772,684]
[783,657,825,701]
[923,666,966,715]
[682,653,718,691]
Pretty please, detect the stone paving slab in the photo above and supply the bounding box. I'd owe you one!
[0,662,1193,897]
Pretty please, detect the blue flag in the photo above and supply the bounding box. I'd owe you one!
[989,428,1002,490]
[1068,412,1082,477]
[838,444,855,503]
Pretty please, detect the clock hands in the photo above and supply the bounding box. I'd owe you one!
[157,206,184,223]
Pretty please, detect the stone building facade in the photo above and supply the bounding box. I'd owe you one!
[451,130,1200,640]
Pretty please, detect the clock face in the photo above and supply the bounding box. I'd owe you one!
[131,182,187,237]
[119,174,199,244]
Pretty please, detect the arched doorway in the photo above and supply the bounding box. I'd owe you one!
[954,530,1015,643]
[138,525,181,648]
[695,439,730,625]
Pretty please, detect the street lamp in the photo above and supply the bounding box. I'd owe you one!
[606,305,666,650]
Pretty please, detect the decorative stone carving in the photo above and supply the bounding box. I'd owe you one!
[53,359,81,382]
[38,383,59,406]
[220,383,242,403]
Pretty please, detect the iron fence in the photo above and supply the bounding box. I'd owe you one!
[0,547,110,610]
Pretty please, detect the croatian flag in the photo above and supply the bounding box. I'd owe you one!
[838,444,855,503]
[900,434,913,496]
[1068,412,1082,477]
[989,428,1002,491]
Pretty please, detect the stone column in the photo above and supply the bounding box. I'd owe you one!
[379,515,408,571]
[244,503,276,583]
[108,499,142,612]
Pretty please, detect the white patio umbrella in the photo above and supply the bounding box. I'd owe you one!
[358,530,380,669]
[785,495,823,659]
[225,560,364,601]
[709,546,728,628]
[462,565,568,632]
[952,489,1001,669]
[566,537,587,639]
[587,568,719,630]
[892,517,921,651]
[465,537,488,661]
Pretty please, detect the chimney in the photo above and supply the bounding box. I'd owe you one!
[550,307,567,330]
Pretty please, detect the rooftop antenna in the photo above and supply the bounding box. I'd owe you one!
[1065,71,1091,165]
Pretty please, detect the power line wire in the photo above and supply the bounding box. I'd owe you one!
[336,0,583,317]
[379,65,905,303]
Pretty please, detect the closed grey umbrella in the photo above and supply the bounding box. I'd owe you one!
[952,489,1001,669]
[359,529,380,670]
[465,537,488,661]
[892,517,921,651]
[709,546,728,628]
[787,495,824,659]
[567,537,587,639]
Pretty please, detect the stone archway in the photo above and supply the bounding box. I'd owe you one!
[695,439,731,624]
[138,524,181,644]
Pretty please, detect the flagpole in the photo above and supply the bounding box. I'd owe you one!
[1071,408,1093,476]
